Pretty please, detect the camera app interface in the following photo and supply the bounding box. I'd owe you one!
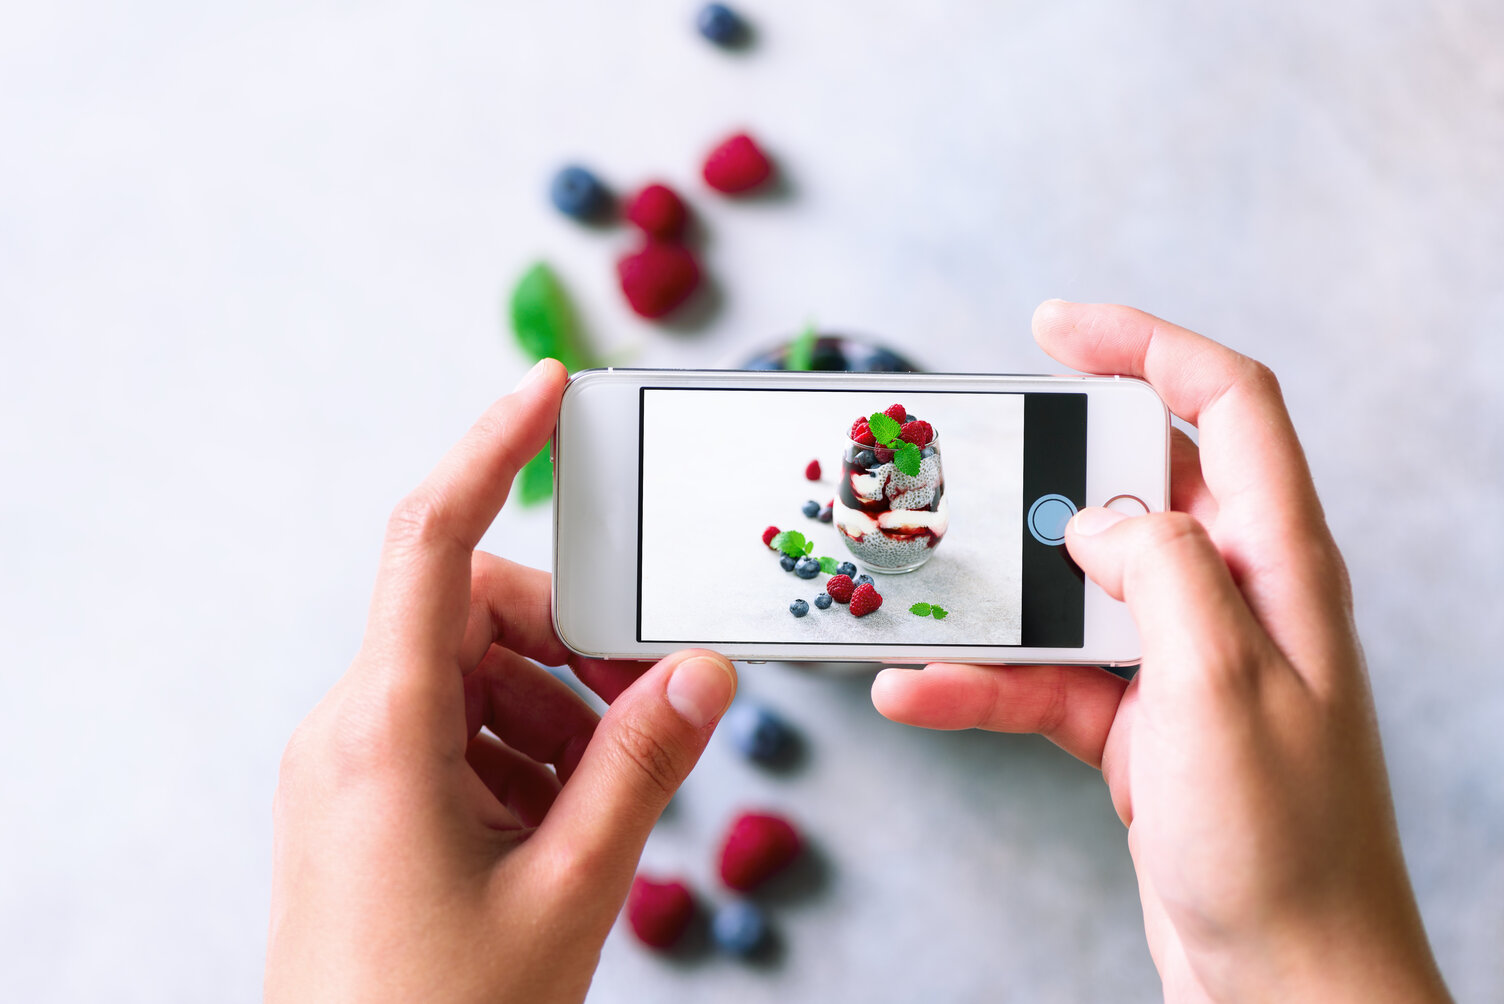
[637,388,1081,648]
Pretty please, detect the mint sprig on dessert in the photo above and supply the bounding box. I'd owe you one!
[909,601,949,619]
[867,411,923,476]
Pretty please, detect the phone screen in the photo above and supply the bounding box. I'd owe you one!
[636,387,1086,650]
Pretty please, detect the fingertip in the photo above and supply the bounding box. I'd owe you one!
[870,666,918,719]
[1031,298,1076,343]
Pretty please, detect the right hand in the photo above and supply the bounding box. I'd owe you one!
[873,302,1451,1002]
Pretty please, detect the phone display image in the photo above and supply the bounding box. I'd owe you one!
[638,388,1026,646]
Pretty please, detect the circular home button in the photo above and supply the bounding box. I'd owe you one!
[1104,493,1149,516]
[1027,494,1077,546]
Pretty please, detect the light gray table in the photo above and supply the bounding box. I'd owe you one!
[2,1,1500,1000]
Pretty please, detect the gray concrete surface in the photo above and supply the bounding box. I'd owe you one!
[2,1,1501,1000]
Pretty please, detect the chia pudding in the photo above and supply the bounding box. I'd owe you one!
[833,406,948,573]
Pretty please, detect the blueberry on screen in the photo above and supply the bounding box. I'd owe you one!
[779,554,796,572]
[789,599,809,617]
[854,574,875,589]
[794,556,820,579]
[836,561,857,579]
[801,500,820,518]
[696,4,747,46]
[814,593,833,609]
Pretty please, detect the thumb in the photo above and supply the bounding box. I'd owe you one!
[535,649,736,872]
[1065,508,1266,681]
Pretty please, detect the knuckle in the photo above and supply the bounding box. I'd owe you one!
[1139,510,1208,552]
[384,488,450,550]
[1239,357,1283,400]
[608,719,682,799]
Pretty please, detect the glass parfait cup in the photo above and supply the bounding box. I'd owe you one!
[831,432,948,574]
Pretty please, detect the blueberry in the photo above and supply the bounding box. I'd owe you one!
[779,554,796,572]
[921,445,936,458]
[724,702,795,761]
[855,574,875,588]
[549,165,610,220]
[794,556,820,579]
[814,593,833,609]
[789,598,809,617]
[697,4,747,46]
[836,561,857,579]
[801,500,820,518]
[853,449,876,469]
[905,414,916,423]
[818,503,833,523]
[711,900,770,956]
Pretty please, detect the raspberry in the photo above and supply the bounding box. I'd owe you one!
[625,875,695,949]
[718,811,801,892]
[617,242,701,319]
[805,459,820,480]
[762,525,779,548]
[850,582,883,617]
[874,445,894,463]
[899,419,933,447]
[883,403,907,423]
[702,132,773,194]
[825,574,854,603]
[625,183,687,239]
[849,417,875,446]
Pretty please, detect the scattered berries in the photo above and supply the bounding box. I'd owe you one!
[762,525,780,548]
[899,419,934,447]
[711,901,770,956]
[854,574,875,589]
[718,811,802,891]
[779,554,796,572]
[850,417,875,446]
[850,582,883,617]
[801,500,820,518]
[818,502,833,523]
[836,561,858,579]
[626,875,695,949]
[883,403,907,423]
[549,165,611,220]
[617,242,701,318]
[794,556,820,579]
[805,459,821,480]
[724,702,795,762]
[625,183,688,239]
[814,593,833,609]
[789,598,809,617]
[702,133,773,194]
[825,574,855,603]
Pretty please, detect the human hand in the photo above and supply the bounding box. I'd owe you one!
[266,359,737,1003]
[872,303,1450,1002]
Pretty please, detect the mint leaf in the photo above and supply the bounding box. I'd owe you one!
[867,412,900,445]
[931,605,948,619]
[785,322,817,372]
[509,262,593,372]
[803,539,815,556]
[819,556,839,575]
[894,441,922,476]
[516,444,553,506]
[909,601,932,617]
[771,530,807,557]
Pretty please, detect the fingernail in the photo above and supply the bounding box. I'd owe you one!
[1071,506,1127,536]
[666,655,736,728]
[515,358,551,391]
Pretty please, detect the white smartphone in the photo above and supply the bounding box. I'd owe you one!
[552,369,1168,666]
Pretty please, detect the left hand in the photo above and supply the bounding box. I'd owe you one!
[266,359,737,1003]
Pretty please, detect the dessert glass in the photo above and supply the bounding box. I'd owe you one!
[831,433,948,574]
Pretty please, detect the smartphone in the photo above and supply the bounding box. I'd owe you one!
[552,369,1168,666]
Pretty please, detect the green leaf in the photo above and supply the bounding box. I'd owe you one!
[803,539,815,556]
[893,441,922,476]
[818,556,839,574]
[785,322,817,372]
[909,602,932,617]
[771,530,807,557]
[867,412,900,445]
[516,444,553,506]
[509,261,592,371]
[931,605,948,620]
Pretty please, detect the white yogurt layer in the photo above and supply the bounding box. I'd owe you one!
[878,496,950,537]
[850,469,887,503]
